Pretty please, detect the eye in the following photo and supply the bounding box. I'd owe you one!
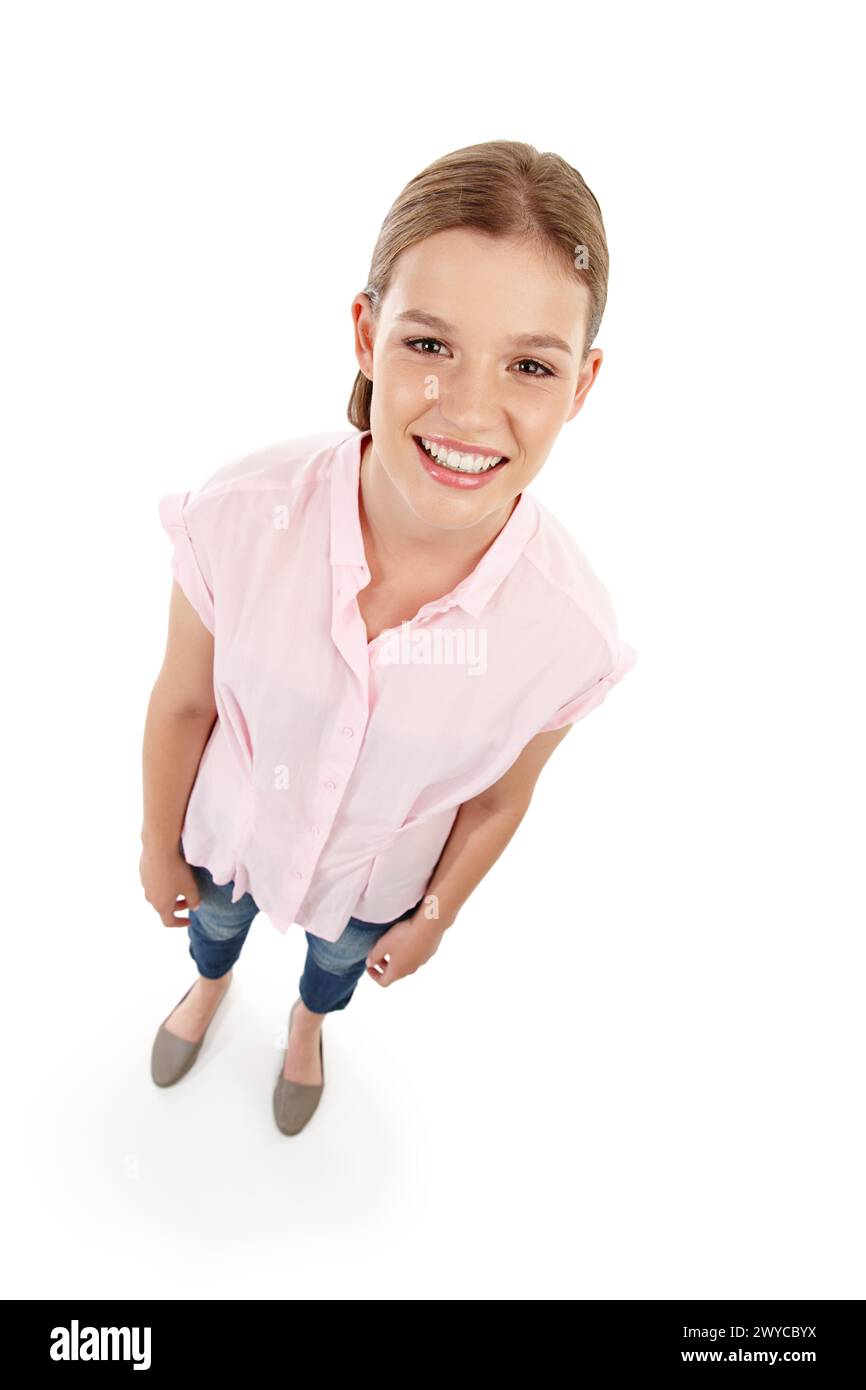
[514,358,556,378]
[402,338,556,379]
[404,337,448,356]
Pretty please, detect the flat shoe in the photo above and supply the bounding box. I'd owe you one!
[273,998,324,1135]
[150,976,232,1088]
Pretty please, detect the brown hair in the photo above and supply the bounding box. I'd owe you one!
[347,139,609,431]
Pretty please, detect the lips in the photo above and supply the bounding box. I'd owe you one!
[420,433,508,463]
[411,435,510,490]
[412,435,509,472]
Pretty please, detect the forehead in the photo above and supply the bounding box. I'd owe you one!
[384,227,589,343]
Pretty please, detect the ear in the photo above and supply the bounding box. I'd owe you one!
[566,346,603,423]
[351,293,376,380]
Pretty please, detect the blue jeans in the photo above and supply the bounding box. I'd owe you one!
[184,859,424,1014]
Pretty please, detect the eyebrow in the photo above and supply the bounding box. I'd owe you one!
[393,309,574,358]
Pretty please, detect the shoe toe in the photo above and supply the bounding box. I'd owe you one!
[272,1077,323,1134]
[151,1028,201,1087]
[150,978,232,1088]
[274,1010,324,1134]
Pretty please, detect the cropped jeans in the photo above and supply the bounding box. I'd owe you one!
[183,857,424,1015]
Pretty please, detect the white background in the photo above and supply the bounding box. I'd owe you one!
[2,0,863,1300]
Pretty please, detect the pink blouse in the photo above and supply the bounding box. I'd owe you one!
[158,428,638,942]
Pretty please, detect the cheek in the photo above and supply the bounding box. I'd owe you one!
[513,394,562,437]
[379,358,437,412]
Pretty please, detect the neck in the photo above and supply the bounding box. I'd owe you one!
[358,433,519,580]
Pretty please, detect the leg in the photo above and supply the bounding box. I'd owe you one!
[186,862,259,980]
[299,896,424,1014]
[164,863,259,1043]
[283,897,424,1084]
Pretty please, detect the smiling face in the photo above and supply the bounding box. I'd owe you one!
[352,226,603,535]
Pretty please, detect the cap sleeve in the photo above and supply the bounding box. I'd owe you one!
[158,490,215,635]
[539,637,638,733]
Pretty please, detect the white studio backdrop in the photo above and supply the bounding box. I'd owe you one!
[1,0,863,1299]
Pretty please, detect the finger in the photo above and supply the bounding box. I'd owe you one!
[160,913,186,928]
[161,899,199,927]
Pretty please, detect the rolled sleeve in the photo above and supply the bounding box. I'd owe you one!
[539,637,638,733]
[158,490,215,635]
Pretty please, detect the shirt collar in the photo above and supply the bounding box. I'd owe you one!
[329,429,538,618]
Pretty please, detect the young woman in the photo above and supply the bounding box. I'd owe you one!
[141,139,638,1136]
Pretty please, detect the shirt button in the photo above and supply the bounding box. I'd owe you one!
[310,825,320,836]
[342,725,354,737]
[291,869,303,880]
[324,779,336,791]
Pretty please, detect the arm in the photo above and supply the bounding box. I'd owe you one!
[140,580,218,927]
[364,722,574,985]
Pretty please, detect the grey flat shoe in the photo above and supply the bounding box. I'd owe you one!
[150,976,232,1088]
[273,998,324,1135]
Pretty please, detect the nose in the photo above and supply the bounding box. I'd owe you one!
[436,353,504,438]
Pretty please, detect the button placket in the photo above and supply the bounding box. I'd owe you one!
[291,537,372,906]
[283,693,368,896]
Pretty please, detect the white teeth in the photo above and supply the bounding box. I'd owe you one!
[419,436,504,473]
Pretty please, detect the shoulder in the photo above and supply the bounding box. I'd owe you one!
[521,492,625,664]
[182,428,356,515]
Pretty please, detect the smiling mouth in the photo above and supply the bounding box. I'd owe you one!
[413,435,509,475]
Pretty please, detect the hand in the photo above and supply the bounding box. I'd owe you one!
[140,844,202,929]
[364,912,445,988]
